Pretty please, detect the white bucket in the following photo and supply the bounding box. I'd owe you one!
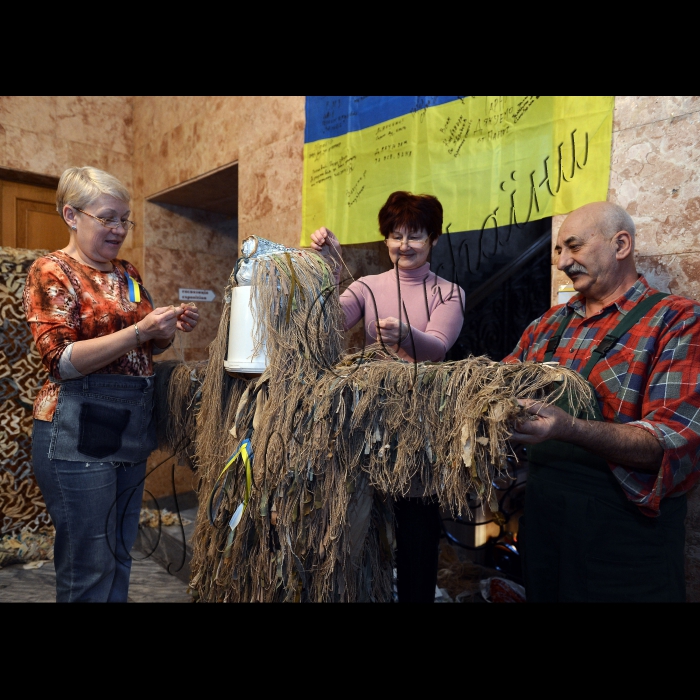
[224,286,267,373]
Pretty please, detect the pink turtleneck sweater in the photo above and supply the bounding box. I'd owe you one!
[340,263,465,362]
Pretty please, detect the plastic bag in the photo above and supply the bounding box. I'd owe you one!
[480,576,526,603]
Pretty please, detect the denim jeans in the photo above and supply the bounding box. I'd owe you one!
[32,419,146,603]
[50,373,157,463]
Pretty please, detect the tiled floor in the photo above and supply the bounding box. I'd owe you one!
[0,505,513,603]
[0,506,198,604]
[0,559,57,603]
[0,556,193,603]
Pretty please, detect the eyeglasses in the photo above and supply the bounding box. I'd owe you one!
[74,207,136,231]
[385,232,429,247]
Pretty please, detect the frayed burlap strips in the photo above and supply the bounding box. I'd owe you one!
[163,250,592,602]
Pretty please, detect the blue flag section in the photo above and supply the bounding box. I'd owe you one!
[304,96,465,143]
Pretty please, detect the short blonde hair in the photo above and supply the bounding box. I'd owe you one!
[56,166,130,223]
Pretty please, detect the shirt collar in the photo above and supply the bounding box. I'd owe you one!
[564,275,653,318]
[396,263,431,282]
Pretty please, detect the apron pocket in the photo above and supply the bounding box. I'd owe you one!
[585,554,671,602]
[77,402,131,459]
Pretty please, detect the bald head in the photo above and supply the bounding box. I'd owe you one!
[556,201,639,309]
[565,201,636,247]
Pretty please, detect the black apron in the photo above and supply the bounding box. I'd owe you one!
[521,293,687,602]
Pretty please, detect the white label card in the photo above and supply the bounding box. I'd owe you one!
[179,288,215,302]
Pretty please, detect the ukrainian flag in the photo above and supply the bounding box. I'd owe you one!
[301,96,614,246]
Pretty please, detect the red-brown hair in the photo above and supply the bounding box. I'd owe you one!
[377,191,443,242]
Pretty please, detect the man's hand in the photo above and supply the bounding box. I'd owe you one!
[509,399,571,444]
[509,399,663,473]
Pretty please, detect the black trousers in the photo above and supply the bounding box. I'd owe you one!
[521,458,687,603]
[394,497,442,603]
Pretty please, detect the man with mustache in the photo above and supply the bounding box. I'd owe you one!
[503,201,700,602]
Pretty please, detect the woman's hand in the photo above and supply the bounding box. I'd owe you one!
[310,227,341,258]
[376,317,409,346]
[176,303,199,332]
[138,306,180,341]
[69,304,187,374]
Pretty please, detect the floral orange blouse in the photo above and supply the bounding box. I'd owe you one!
[23,250,154,422]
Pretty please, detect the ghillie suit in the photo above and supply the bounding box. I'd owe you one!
[170,246,593,603]
[154,358,207,470]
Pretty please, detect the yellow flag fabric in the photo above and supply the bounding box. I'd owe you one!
[301,96,614,246]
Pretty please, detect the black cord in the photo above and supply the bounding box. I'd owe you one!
[441,469,527,551]
[106,435,193,571]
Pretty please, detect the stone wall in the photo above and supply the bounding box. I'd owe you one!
[141,201,237,363]
[0,96,133,194]
[127,96,304,263]
[552,96,700,300]
[122,98,306,363]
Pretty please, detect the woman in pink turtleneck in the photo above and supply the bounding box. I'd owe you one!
[310,190,465,603]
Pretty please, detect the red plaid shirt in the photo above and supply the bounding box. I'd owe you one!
[503,276,700,517]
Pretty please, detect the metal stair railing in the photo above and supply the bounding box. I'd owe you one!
[459,231,552,318]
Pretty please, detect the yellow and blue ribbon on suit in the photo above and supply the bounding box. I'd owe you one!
[206,438,254,532]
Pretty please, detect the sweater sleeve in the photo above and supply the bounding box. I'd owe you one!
[399,285,465,361]
[339,281,367,330]
[22,257,80,379]
[317,232,363,330]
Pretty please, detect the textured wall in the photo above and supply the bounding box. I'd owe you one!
[142,201,237,363]
[126,97,306,368]
[552,96,700,302]
[127,96,304,270]
[611,97,700,299]
[0,96,133,193]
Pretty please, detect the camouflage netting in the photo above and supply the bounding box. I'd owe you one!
[159,249,593,602]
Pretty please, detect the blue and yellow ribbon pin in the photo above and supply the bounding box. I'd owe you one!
[124,270,141,303]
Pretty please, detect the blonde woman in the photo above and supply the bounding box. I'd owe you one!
[23,166,199,603]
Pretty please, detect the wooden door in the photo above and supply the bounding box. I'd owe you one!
[0,180,68,251]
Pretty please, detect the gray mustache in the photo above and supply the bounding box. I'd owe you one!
[564,263,588,276]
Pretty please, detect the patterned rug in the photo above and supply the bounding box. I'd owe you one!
[0,247,51,537]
